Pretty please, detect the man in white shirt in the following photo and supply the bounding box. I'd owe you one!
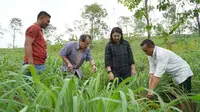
[140,39,193,99]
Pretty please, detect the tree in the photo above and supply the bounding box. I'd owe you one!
[0,24,3,38]
[155,23,163,36]
[187,19,199,34]
[43,24,57,45]
[65,26,78,41]
[9,18,23,49]
[162,0,200,36]
[187,0,200,36]
[133,17,146,36]
[65,20,88,41]
[73,20,88,34]
[81,3,108,40]
[118,0,153,39]
[162,3,176,32]
[54,34,65,45]
[117,16,131,36]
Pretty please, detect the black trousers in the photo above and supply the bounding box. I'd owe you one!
[179,76,192,93]
[111,70,131,84]
[63,71,79,78]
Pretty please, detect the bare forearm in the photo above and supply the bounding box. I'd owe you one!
[89,60,95,66]
[62,56,71,64]
[149,75,160,90]
[105,66,111,71]
[131,64,135,70]
[148,73,153,89]
[25,44,34,64]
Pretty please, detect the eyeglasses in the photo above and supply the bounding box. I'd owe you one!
[83,42,91,47]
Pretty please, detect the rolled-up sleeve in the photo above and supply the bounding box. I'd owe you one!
[86,49,93,61]
[26,25,38,39]
[154,53,169,77]
[148,57,156,74]
[59,43,70,57]
[105,43,111,67]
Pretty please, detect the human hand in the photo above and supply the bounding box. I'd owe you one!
[92,65,97,73]
[146,92,154,100]
[109,72,114,80]
[67,63,73,72]
[131,69,136,76]
[28,58,34,65]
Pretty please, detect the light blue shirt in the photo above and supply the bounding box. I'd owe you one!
[59,41,93,77]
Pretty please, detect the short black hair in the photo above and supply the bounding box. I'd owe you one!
[37,11,51,20]
[110,27,123,44]
[79,34,91,42]
[140,39,155,48]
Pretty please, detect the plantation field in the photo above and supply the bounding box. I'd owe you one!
[0,37,200,112]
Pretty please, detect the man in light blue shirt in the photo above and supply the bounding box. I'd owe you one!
[140,39,193,99]
[59,34,97,78]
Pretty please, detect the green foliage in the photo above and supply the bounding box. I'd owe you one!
[81,3,108,40]
[0,37,200,111]
[134,8,146,20]
[118,0,143,11]
[118,0,153,38]
[157,0,170,11]
[132,17,146,36]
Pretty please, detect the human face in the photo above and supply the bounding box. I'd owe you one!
[80,37,91,50]
[141,44,154,56]
[40,16,50,29]
[112,32,121,44]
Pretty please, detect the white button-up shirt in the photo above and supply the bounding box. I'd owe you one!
[148,46,193,84]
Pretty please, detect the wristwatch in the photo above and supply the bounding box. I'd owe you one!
[107,70,112,74]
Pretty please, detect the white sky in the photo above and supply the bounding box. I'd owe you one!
[0,0,135,48]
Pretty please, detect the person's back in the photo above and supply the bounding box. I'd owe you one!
[141,39,193,99]
[148,46,193,84]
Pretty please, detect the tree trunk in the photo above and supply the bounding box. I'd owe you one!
[194,3,200,36]
[13,29,15,49]
[196,10,200,36]
[145,0,151,39]
[90,17,94,40]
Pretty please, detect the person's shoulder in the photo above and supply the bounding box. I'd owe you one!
[26,24,40,31]
[156,46,170,57]
[106,41,111,46]
[66,41,78,47]
[122,40,130,45]
[29,24,38,28]
[157,46,169,52]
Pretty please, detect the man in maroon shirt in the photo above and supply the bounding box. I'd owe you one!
[23,11,51,75]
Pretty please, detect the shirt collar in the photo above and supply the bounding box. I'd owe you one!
[76,42,86,51]
[34,23,42,31]
[76,42,80,50]
[152,46,157,57]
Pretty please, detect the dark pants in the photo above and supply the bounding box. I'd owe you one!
[111,70,131,85]
[63,71,79,78]
[179,76,192,93]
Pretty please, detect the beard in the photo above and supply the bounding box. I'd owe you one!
[41,24,48,29]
